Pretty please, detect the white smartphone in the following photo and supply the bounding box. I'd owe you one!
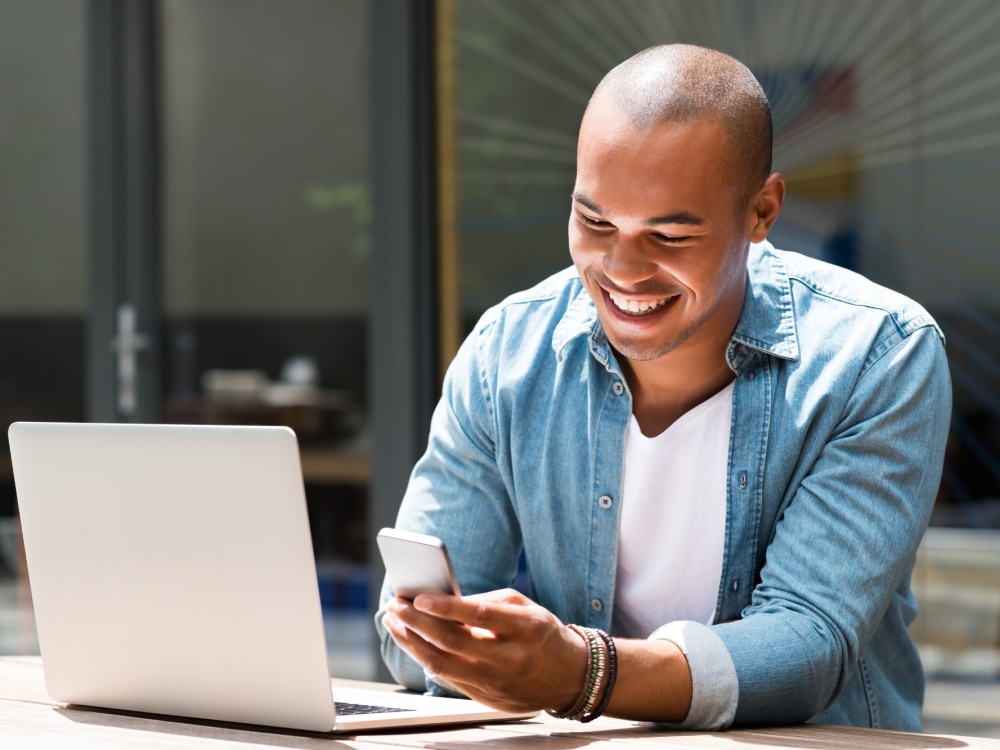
[377,528,462,600]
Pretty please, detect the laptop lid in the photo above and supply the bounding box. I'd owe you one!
[10,422,337,732]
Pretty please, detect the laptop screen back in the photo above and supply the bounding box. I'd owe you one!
[9,422,336,731]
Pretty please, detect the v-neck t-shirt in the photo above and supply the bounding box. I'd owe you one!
[611,381,734,639]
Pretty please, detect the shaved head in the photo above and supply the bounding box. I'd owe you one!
[588,44,772,207]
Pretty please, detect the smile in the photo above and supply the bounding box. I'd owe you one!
[607,291,670,316]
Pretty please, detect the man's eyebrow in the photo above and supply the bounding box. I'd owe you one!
[573,193,705,227]
[645,212,705,226]
[571,193,603,214]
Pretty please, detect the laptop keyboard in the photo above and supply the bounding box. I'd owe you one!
[335,701,415,716]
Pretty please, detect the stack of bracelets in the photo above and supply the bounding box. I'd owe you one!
[546,625,618,723]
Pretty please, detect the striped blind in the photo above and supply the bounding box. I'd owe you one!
[450,0,1000,524]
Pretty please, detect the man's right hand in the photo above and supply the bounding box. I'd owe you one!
[383,588,588,714]
[384,587,693,722]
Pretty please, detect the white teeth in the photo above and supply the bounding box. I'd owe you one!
[607,291,670,316]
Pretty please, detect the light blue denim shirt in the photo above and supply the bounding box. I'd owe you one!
[376,241,951,731]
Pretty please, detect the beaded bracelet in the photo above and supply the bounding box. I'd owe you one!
[579,628,605,717]
[547,625,610,722]
[580,629,617,723]
[546,624,595,720]
[582,638,606,713]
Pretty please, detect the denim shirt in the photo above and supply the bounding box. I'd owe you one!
[375,241,951,731]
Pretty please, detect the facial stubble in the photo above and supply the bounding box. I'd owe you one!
[589,241,748,363]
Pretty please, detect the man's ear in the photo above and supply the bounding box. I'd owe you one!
[748,173,786,243]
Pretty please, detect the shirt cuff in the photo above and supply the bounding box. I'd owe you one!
[648,620,739,730]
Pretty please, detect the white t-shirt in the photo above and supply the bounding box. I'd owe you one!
[611,381,734,639]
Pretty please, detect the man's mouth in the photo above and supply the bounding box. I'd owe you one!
[607,291,671,316]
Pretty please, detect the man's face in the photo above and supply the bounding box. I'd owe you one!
[570,106,754,362]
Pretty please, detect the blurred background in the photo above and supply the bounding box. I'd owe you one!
[0,0,997,737]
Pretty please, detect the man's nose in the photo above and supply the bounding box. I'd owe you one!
[603,231,657,288]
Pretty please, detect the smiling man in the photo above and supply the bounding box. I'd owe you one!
[376,45,951,731]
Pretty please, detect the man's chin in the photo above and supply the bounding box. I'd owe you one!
[606,321,702,362]
[606,331,682,362]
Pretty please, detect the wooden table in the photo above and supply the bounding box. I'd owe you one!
[1,657,997,749]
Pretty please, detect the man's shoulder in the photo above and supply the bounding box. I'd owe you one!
[458,267,595,382]
[473,266,585,336]
[773,247,942,344]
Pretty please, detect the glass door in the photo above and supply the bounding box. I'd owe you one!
[159,0,374,679]
[0,1,377,681]
[0,0,88,656]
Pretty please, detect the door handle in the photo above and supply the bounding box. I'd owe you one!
[110,303,151,417]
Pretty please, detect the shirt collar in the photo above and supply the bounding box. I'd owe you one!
[731,240,800,362]
[552,285,601,362]
[552,241,800,364]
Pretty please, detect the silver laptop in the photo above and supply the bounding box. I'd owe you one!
[9,422,537,732]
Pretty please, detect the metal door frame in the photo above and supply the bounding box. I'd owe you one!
[368,0,439,682]
[85,0,440,683]
[87,0,161,424]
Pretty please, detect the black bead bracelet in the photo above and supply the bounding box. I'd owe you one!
[580,629,617,723]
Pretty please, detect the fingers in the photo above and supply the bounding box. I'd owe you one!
[463,589,532,607]
[382,592,581,715]
[412,590,534,633]
[381,610,487,687]
[387,598,500,662]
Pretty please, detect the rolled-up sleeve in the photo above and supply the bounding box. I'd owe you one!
[649,621,739,730]
[715,325,951,725]
[649,325,949,729]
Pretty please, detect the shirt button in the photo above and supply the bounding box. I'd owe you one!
[591,598,603,612]
[732,579,740,592]
[599,495,613,508]
[613,382,624,395]
[747,370,755,381]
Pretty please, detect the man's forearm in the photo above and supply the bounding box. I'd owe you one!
[603,638,692,722]
[384,590,695,721]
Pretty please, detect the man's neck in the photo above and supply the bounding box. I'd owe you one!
[617,278,745,438]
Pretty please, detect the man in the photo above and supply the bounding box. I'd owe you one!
[376,45,950,731]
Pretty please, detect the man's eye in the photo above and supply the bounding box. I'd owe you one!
[580,214,608,227]
[654,233,691,243]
